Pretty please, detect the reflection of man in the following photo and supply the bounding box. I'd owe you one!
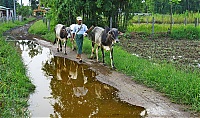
[68,61,88,97]
[72,16,93,62]
[73,86,88,97]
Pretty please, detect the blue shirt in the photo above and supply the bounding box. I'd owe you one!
[72,24,88,35]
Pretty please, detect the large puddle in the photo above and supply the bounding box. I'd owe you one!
[15,40,146,117]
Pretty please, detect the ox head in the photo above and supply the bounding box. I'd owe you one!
[105,27,121,45]
[60,26,70,39]
[65,27,71,38]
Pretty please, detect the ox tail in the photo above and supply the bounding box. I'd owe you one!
[53,38,57,45]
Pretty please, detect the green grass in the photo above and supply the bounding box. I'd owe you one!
[171,25,200,40]
[28,20,49,35]
[127,23,200,40]
[0,17,36,117]
[29,20,200,112]
[128,12,200,40]
[130,12,200,24]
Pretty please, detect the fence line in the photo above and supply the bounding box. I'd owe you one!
[0,15,23,23]
[135,16,199,26]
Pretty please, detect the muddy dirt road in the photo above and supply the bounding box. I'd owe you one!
[3,21,195,117]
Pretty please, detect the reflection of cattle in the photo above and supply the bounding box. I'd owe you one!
[68,61,89,97]
[68,61,78,80]
[54,56,65,81]
[51,57,139,117]
[54,24,71,54]
[88,26,122,68]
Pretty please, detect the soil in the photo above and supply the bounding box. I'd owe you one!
[3,20,199,117]
[119,32,200,70]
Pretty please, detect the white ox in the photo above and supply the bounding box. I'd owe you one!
[88,26,122,69]
[54,24,71,54]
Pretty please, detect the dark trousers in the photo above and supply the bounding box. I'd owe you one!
[75,34,84,54]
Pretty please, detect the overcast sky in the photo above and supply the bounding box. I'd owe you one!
[18,0,29,6]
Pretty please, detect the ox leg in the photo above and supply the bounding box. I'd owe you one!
[101,46,105,64]
[64,40,67,55]
[53,38,57,45]
[90,42,95,59]
[59,40,62,52]
[71,39,76,51]
[110,48,115,69]
[56,39,59,52]
[96,46,100,62]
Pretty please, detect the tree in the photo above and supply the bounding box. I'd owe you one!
[17,4,32,17]
[39,0,136,31]
[0,0,14,8]
[38,0,200,31]
[30,0,39,10]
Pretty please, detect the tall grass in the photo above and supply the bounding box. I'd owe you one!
[0,18,36,117]
[171,25,200,40]
[130,12,200,24]
[28,20,49,35]
[128,12,200,40]
[127,23,200,40]
[30,20,200,111]
[127,23,171,33]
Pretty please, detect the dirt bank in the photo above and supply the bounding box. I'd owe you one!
[3,21,196,117]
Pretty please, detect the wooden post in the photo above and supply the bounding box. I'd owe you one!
[195,18,199,27]
[184,17,187,26]
[138,15,140,24]
[110,16,112,28]
[47,19,50,31]
[152,16,155,38]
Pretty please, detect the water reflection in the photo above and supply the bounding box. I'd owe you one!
[44,57,145,117]
[16,40,146,117]
[17,40,43,58]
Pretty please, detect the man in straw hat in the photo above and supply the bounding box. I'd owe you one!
[72,16,93,62]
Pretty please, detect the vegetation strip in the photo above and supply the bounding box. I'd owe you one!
[29,20,200,112]
[0,18,36,117]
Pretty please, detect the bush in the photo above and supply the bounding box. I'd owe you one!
[28,20,49,35]
[171,26,200,40]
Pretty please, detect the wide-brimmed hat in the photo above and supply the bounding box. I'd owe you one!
[76,16,82,21]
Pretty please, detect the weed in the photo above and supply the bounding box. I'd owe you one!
[0,17,36,117]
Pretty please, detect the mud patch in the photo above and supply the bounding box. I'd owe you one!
[120,32,200,69]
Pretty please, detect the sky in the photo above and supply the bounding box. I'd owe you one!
[18,0,30,6]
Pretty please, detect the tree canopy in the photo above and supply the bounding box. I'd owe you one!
[39,0,199,31]
[1,0,200,31]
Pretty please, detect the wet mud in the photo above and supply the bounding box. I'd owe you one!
[3,20,195,117]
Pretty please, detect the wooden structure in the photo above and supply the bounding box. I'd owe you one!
[33,5,46,16]
[0,6,13,21]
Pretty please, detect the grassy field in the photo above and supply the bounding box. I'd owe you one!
[0,18,36,117]
[29,20,200,112]
[130,12,200,24]
[128,12,200,40]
